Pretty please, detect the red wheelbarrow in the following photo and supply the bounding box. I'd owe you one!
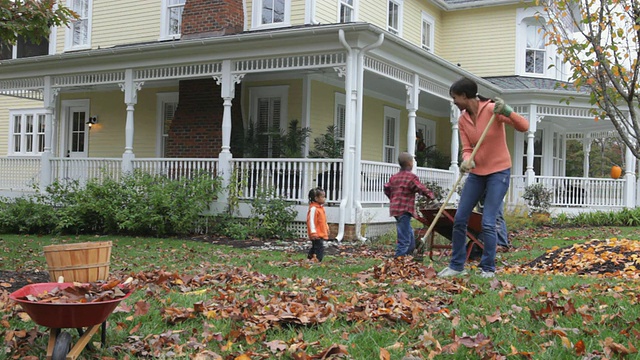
[10,282,132,360]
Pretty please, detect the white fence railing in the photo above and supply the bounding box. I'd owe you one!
[231,158,343,203]
[132,158,219,180]
[51,158,122,184]
[536,175,624,207]
[0,156,630,209]
[360,161,456,203]
[0,157,41,191]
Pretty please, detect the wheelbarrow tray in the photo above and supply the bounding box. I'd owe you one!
[10,282,132,328]
[417,207,482,241]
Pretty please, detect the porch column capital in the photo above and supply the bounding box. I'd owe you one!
[43,77,60,110]
[120,69,144,105]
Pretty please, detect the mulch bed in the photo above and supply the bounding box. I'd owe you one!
[0,270,52,293]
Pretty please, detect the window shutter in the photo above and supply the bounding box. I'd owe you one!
[336,104,346,139]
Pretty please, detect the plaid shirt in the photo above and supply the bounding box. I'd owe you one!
[384,170,434,217]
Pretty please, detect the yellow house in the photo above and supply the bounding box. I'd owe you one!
[0,0,631,239]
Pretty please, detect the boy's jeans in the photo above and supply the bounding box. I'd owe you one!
[395,212,415,257]
[450,169,510,272]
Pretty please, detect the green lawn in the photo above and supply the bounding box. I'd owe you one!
[1,228,639,359]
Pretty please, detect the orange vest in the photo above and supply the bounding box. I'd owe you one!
[307,202,329,239]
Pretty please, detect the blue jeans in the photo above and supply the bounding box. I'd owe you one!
[395,212,415,257]
[450,169,511,272]
[478,200,509,247]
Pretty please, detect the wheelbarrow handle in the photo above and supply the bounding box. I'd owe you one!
[417,112,498,255]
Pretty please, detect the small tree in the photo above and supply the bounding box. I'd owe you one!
[0,0,78,45]
[536,1,640,159]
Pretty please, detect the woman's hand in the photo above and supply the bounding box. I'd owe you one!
[494,97,513,117]
[460,159,475,173]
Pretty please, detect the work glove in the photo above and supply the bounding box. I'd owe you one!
[460,159,475,173]
[493,97,513,117]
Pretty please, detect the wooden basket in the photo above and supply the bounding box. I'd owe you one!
[43,241,112,283]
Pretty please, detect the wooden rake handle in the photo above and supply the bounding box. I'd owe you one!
[419,112,498,249]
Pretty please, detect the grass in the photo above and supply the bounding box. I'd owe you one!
[1,228,639,359]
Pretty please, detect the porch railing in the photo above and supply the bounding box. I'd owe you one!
[51,158,123,184]
[132,158,219,180]
[231,158,343,203]
[0,157,41,191]
[536,176,624,207]
[359,161,456,204]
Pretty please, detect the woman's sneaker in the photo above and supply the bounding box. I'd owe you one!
[437,267,468,278]
[480,271,495,278]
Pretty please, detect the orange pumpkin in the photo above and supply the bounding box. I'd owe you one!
[611,165,622,179]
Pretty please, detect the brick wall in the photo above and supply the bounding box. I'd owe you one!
[166,79,242,158]
[181,0,244,39]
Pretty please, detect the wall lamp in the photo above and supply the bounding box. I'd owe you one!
[86,116,98,128]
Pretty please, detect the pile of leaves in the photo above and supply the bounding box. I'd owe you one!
[518,238,640,278]
[15,279,133,304]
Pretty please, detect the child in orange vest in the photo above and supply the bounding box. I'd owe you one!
[307,187,328,261]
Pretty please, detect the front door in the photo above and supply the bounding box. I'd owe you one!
[67,106,89,158]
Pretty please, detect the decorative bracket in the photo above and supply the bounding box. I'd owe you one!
[333,66,346,78]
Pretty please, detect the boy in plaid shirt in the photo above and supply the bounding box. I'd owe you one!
[384,152,435,257]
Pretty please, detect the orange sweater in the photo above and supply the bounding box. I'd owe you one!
[307,202,329,240]
[459,100,529,175]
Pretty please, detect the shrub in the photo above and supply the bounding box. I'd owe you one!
[0,170,221,237]
[522,183,553,215]
[249,187,296,239]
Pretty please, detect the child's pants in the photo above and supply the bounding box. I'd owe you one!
[307,239,325,261]
[395,212,415,257]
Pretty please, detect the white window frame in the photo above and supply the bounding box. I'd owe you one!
[387,0,403,36]
[338,0,357,23]
[64,0,93,51]
[251,0,291,30]
[156,92,179,157]
[334,92,346,140]
[516,8,556,78]
[383,106,400,163]
[421,11,435,53]
[9,109,47,156]
[160,0,186,40]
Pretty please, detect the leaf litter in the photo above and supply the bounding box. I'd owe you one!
[1,237,639,358]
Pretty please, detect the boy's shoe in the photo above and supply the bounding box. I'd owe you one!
[480,271,495,278]
[437,267,468,278]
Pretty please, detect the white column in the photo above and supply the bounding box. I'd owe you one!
[40,76,59,191]
[214,60,244,207]
[525,105,538,186]
[120,69,143,173]
[624,121,636,208]
[582,134,591,177]
[449,102,460,173]
[406,74,419,173]
[338,30,357,226]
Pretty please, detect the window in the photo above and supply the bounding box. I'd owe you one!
[156,93,179,157]
[252,0,291,29]
[160,0,186,40]
[249,86,289,157]
[65,0,92,50]
[383,107,400,163]
[339,0,355,23]
[334,93,346,140]
[0,35,50,60]
[421,12,434,52]
[10,110,46,155]
[552,131,565,176]
[525,24,545,74]
[387,0,403,36]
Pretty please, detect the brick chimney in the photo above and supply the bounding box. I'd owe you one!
[181,0,244,39]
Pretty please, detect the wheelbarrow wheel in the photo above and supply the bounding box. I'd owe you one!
[51,331,72,360]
